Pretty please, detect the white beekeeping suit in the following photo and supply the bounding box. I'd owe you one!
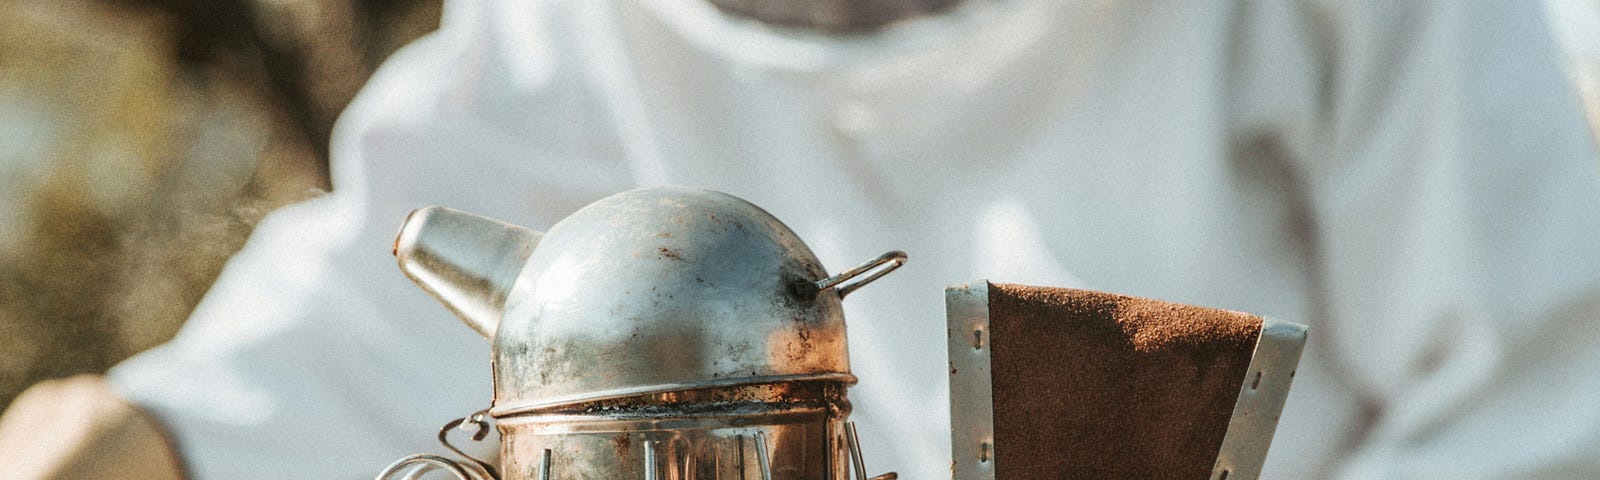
[69,0,1600,478]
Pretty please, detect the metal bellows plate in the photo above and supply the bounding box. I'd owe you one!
[947,281,1306,480]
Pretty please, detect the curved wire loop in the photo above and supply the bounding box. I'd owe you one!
[374,454,492,480]
[375,411,501,480]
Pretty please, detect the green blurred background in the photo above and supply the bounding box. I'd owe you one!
[0,0,441,411]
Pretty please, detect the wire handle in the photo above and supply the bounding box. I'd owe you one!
[375,454,491,480]
[815,251,908,299]
[375,412,500,480]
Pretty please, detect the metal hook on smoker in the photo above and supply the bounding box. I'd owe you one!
[439,410,500,479]
[846,422,899,480]
[815,251,908,299]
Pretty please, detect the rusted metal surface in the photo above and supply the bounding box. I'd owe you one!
[491,187,870,412]
[385,187,905,480]
[496,381,853,479]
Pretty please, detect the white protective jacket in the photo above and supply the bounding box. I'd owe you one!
[110,0,1600,478]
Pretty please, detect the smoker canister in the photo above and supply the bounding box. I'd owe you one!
[380,187,904,480]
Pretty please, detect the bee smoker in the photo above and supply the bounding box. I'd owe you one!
[380,187,904,480]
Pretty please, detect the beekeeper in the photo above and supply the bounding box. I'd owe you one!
[4,0,1600,479]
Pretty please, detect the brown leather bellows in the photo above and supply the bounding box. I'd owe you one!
[948,281,1306,480]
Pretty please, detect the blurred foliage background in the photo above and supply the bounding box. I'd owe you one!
[0,0,441,411]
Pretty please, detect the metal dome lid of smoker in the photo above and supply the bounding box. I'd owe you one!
[384,187,905,480]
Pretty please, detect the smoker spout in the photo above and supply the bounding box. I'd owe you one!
[394,206,541,340]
